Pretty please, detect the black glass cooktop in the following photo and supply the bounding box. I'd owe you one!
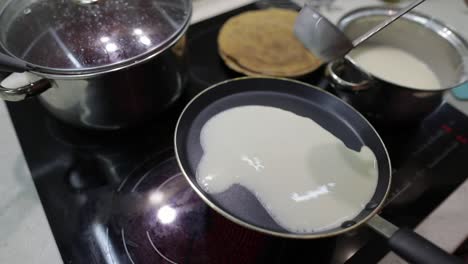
[6,4,468,264]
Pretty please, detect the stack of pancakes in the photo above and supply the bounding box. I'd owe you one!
[218,8,321,78]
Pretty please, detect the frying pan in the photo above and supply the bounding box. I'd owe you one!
[174,77,462,264]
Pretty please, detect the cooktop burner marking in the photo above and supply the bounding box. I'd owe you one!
[131,159,174,192]
[121,228,136,264]
[385,182,412,206]
[146,231,178,264]
[428,141,461,169]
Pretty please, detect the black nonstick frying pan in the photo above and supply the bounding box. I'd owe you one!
[174,77,462,264]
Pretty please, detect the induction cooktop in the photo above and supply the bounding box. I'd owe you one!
[6,4,468,263]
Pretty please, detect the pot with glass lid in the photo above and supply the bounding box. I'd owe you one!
[0,0,191,130]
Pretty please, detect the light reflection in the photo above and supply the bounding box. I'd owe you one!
[157,205,177,224]
[105,43,118,52]
[149,191,164,204]
[132,28,152,46]
[133,28,143,35]
[291,184,333,202]
[48,29,82,68]
[438,27,453,38]
[241,155,265,171]
[100,36,110,43]
[202,175,214,189]
[92,223,120,264]
[205,175,214,181]
[139,36,152,46]
[101,36,119,53]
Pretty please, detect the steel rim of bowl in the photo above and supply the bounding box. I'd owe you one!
[337,7,468,92]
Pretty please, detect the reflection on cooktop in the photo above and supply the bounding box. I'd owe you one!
[97,150,336,263]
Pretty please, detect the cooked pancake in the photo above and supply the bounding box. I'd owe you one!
[218,8,321,77]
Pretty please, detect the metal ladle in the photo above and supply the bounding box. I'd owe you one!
[294,0,426,63]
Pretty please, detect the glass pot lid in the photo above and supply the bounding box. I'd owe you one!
[0,0,191,74]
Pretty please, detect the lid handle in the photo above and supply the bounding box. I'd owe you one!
[0,53,30,73]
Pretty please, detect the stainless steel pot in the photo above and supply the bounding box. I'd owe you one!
[0,0,192,130]
[327,7,468,124]
[326,57,447,124]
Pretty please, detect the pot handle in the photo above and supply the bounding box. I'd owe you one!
[367,215,463,264]
[327,57,374,92]
[0,78,51,101]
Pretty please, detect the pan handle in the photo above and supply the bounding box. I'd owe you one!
[367,215,463,264]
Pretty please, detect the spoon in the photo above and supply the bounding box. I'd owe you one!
[294,0,426,63]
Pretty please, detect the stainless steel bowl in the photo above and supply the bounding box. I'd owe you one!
[339,7,468,90]
[326,7,468,124]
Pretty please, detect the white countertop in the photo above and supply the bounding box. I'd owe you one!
[0,1,467,263]
[0,103,62,264]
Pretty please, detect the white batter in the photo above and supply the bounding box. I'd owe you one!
[196,105,378,233]
[349,44,442,90]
